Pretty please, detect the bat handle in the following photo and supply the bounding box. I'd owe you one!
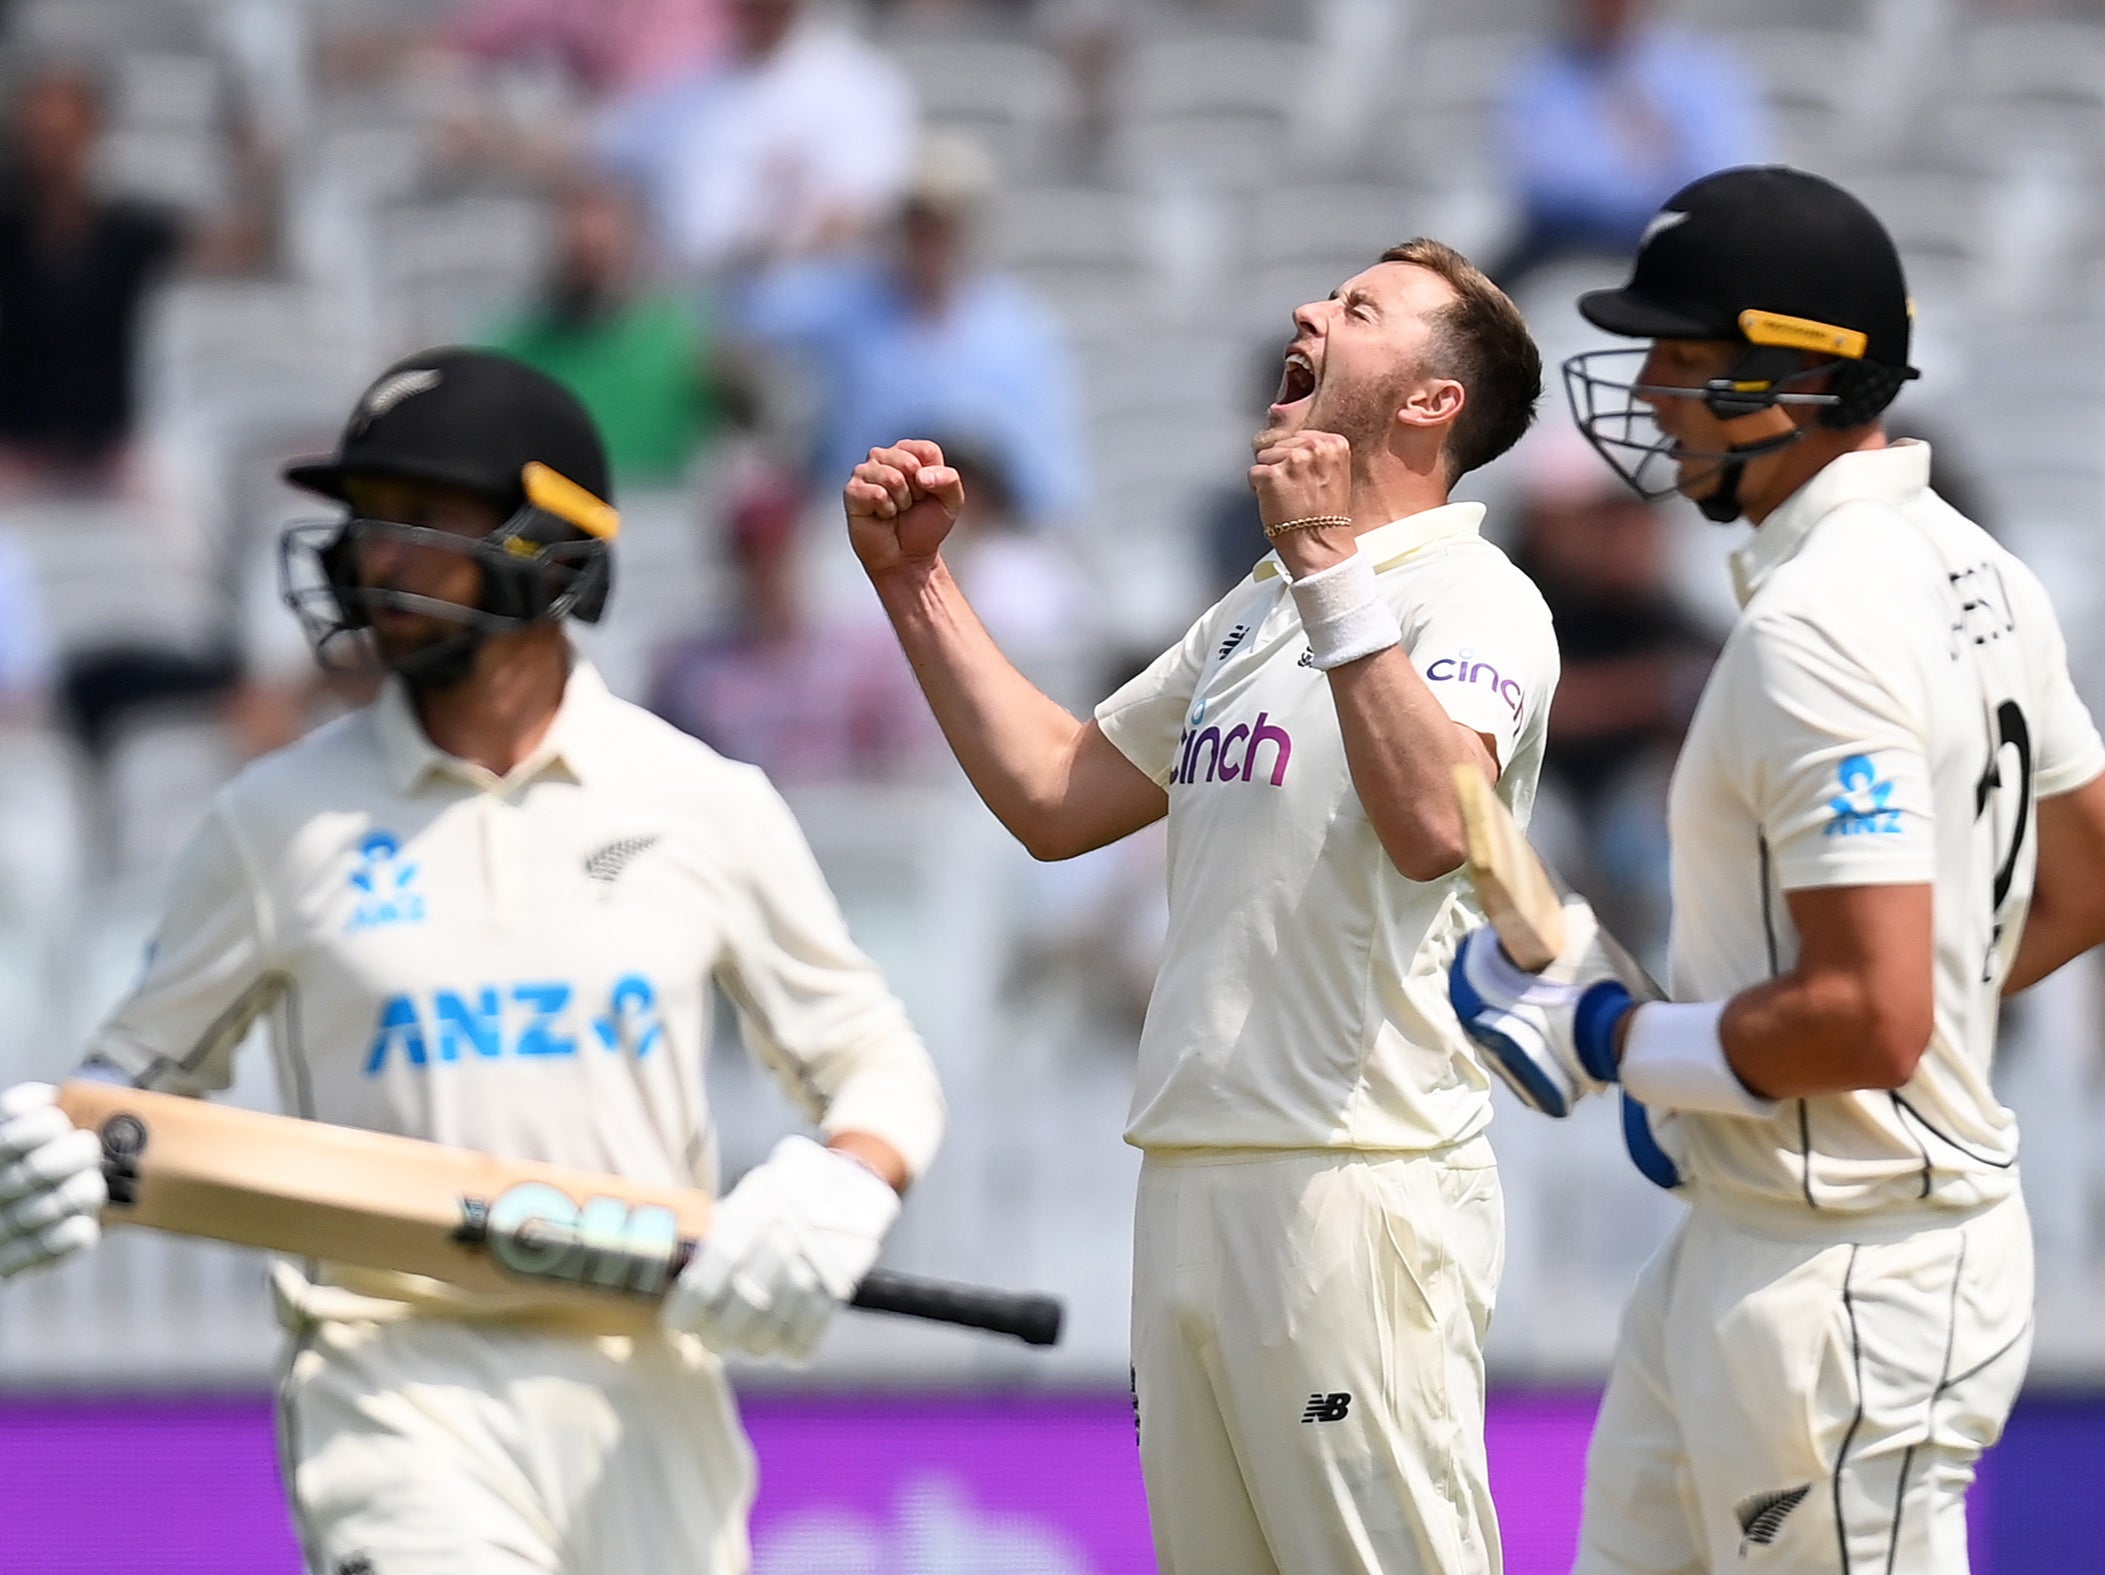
[849,1269,1064,1347]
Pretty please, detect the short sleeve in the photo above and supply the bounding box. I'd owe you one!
[2018,577,2105,799]
[81,802,282,1095]
[1400,555,1560,768]
[1733,614,1937,891]
[1093,606,1218,784]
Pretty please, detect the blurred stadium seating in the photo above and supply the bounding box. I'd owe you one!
[0,0,2101,1483]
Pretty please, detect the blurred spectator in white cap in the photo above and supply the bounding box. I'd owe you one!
[486,173,750,489]
[1489,0,1768,290]
[1508,423,1719,967]
[731,133,1084,531]
[596,0,918,277]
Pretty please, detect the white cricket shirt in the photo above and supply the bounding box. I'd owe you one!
[1657,442,2105,1218]
[1096,503,1559,1154]
[83,659,945,1319]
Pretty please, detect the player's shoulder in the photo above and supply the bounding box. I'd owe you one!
[1394,529,1555,625]
[1748,495,1945,629]
[213,707,384,824]
[586,689,758,779]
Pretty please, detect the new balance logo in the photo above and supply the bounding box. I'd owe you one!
[1215,623,1251,662]
[1300,1391,1352,1423]
[585,834,660,883]
[1735,1484,1811,1552]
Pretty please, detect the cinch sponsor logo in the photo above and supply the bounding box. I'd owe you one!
[1425,650,1524,721]
[1172,710,1292,787]
[366,975,663,1073]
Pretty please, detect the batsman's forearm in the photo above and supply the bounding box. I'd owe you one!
[1715,884,1936,1097]
[871,560,1151,859]
[1324,646,1487,882]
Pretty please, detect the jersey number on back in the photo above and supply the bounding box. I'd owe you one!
[1973,699,2033,982]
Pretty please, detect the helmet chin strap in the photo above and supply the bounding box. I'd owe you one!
[1696,457,1749,523]
[1690,417,1809,524]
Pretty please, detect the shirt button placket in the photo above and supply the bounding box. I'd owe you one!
[484,788,527,925]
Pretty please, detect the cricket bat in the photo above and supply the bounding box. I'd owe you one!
[1453,761,1566,970]
[53,1082,1062,1348]
[1452,762,1662,997]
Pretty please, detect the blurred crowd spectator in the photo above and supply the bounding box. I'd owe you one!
[1491,0,1769,288]
[445,0,730,97]
[648,440,1094,779]
[1510,429,1718,967]
[0,64,186,494]
[648,454,938,784]
[486,173,742,488]
[595,0,919,276]
[732,134,1083,529]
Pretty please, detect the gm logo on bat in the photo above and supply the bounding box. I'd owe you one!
[454,1182,693,1297]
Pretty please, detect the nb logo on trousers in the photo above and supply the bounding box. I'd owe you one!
[1300,1391,1352,1423]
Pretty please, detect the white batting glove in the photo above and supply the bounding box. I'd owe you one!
[661,1136,899,1364]
[1448,898,1637,1118]
[0,1082,107,1278]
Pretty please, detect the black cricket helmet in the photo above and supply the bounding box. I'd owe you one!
[1562,165,1920,520]
[279,347,619,676]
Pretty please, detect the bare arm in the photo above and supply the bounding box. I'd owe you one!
[847,442,1166,861]
[1324,647,1498,879]
[828,1132,911,1192]
[1254,430,1493,881]
[2005,771,2105,994]
[1710,883,1935,1098]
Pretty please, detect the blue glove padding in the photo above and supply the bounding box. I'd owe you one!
[1448,901,1633,1117]
[1620,1092,1685,1189]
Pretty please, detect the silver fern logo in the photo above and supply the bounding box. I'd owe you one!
[585,834,660,885]
[354,368,442,431]
[1735,1484,1811,1553]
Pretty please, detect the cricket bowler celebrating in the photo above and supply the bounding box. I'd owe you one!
[1449,166,2105,1572]
[848,239,1555,1572]
[0,348,945,1573]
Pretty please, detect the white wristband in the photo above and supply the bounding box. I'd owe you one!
[1618,1001,1781,1120]
[1287,553,1400,670]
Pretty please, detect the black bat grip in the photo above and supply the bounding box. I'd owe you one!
[849,1269,1064,1347]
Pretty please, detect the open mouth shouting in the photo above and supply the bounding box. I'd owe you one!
[1271,347,1318,419]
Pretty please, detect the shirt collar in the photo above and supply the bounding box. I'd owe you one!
[375,653,617,795]
[1254,500,1486,582]
[1729,441,1932,607]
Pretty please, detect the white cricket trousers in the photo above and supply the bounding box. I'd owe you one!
[276,1317,756,1575]
[1132,1142,1505,1575]
[1575,1188,2033,1575]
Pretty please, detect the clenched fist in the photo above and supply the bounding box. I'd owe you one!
[1249,430,1355,576]
[845,439,967,582]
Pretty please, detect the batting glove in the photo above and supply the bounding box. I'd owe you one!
[661,1136,898,1364]
[0,1082,107,1278]
[1448,898,1634,1118]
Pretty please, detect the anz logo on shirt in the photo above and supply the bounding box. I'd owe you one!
[365,975,664,1074]
[346,830,426,932]
[1826,754,1904,836]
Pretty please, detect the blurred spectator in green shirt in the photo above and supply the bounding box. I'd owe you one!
[489,174,742,487]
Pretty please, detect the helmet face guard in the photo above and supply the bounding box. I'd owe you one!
[1560,345,1844,508]
[279,462,617,680]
